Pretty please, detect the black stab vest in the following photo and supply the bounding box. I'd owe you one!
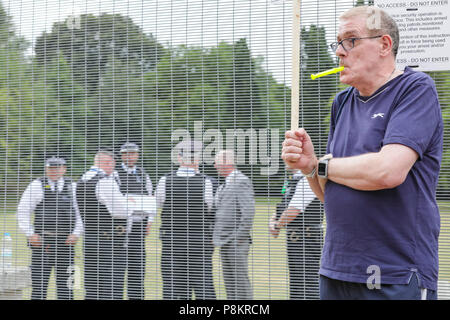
[34,178,76,235]
[76,172,127,243]
[160,171,213,244]
[117,165,149,195]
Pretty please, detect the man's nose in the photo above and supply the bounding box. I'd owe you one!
[335,43,347,58]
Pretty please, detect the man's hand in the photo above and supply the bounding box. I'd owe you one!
[65,234,79,246]
[269,214,280,238]
[28,234,42,247]
[282,129,317,174]
[146,221,152,236]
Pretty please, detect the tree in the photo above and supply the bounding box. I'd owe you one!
[225,38,265,130]
[34,13,165,92]
[0,3,28,53]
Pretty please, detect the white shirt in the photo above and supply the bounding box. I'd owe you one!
[17,177,84,237]
[155,167,214,211]
[81,166,132,220]
[288,172,317,212]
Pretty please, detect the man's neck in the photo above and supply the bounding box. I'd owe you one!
[356,64,397,97]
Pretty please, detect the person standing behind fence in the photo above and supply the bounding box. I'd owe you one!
[17,156,83,300]
[76,150,131,300]
[117,142,155,300]
[213,150,255,300]
[269,169,323,299]
[156,140,216,300]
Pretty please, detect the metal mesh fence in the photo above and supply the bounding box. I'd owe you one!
[0,0,449,300]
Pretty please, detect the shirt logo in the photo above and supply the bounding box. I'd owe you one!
[371,113,385,119]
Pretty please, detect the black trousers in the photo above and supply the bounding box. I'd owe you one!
[83,236,127,300]
[286,226,322,300]
[126,221,146,300]
[30,235,75,300]
[161,240,216,300]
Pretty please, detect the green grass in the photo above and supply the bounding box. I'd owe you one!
[2,198,450,299]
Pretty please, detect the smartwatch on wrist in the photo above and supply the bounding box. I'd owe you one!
[318,154,333,179]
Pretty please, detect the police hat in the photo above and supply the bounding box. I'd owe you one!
[120,142,140,153]
[45,157,66,167]
[176,140,203,157]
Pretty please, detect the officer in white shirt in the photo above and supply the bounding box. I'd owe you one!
[17,156,83,300]
[156,140,217,299]
[269,169,323,299]
[117,142,155,300]
[76,150,132,300]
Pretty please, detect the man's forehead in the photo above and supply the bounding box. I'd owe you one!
[98,155,114,161]
[338,17,367,39]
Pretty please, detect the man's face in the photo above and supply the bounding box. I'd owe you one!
[121,151,139,167]
[214,160,233,177]
[45,166,66,181]
[336,16,383,86]
[97,155,116,175]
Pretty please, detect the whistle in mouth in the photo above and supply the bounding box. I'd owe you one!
[311,66,345,80]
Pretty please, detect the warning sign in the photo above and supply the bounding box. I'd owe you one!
[374,0,450,71]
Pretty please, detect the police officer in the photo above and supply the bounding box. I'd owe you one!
[155,140,217,300]
[117,142,155,300]
[17,156,83,300]
[76,150,131,300]
[269,169,323,299]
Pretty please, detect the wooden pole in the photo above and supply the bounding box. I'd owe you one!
[291,0,300,131]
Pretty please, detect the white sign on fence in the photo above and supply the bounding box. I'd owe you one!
[374,0,450,72]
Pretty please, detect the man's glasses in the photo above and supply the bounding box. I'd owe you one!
[330,35,383,52]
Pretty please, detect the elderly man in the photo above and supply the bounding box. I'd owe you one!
[156,140,217,300]
[17,156,83,300]
[77,150,131,300]
[282,6,443,300]
[213,150,255,300]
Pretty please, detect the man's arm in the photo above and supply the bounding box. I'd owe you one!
[96,177,131,219]
[146,174,153,196]
[278,177,316,228]
[282,129,324,201]
[323,144,418,191]
[17,180,42,237]
[155,176,166,209]
[282,130,419,196]
[235,179,255,238]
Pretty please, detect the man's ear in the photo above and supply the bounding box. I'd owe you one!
[380,34,394,57]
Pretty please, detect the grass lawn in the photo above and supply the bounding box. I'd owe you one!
[2,198,450,299]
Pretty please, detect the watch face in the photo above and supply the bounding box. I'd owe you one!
[318,161,327,177]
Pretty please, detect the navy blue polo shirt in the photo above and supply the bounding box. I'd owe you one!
[322,67,443,291]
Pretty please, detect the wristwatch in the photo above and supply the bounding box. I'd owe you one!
[318,154,333,179]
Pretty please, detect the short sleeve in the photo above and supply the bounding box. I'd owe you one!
[383,79,440,159]
[288,178,316,212]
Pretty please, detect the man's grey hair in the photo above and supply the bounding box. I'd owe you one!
[215,150,235,166]
[94,150,115,164]
[341,5,400,57]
